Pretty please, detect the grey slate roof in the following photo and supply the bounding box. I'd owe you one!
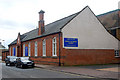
[97,9,120,29]
[0,44,5,49]
[9,8,81,45]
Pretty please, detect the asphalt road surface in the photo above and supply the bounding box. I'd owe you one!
[2,63,91,78]
[0,62,2,79]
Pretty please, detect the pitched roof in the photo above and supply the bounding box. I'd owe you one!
[97,9,120,29]
[0,44,5,49]
[9,6,85,45]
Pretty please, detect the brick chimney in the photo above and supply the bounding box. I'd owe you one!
[38,10,45,35]
[17,32,21,45]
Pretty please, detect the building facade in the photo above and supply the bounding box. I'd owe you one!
[2,49,9,61]
[8,6,120,66]
[0,42,5,56]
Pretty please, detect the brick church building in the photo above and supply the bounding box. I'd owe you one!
[97,9,120,41]
[8,6,120,66]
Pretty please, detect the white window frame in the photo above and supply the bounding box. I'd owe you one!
[12,47,14,56]
[10,47,11,56]
[16,46,17,56]
[52,37,57,56]
[43,39,46,56]
[28,42,31,56]
[35,41,37,56]
[115,50,119,57]
[23,44,25,56]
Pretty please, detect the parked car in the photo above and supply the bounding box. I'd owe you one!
[5,56,17,66]
[15,57,34,68]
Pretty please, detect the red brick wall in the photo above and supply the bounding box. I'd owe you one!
[17,33,61,65]
[9,33,120,66]
[9,45,16,56]
[2,51,9,61]
[63,49,120,66]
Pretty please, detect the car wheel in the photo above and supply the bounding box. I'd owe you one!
[32,65,34,68]
[6,63,8,66]
[21,65,24,69]
[15,64,18,67]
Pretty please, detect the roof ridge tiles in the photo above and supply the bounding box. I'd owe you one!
[97,9,119,17]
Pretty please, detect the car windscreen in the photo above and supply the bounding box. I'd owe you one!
[20,58,30,62]
[9,57,17,61]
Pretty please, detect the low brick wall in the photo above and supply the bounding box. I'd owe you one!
[2,50,9,61]
[63,49,120,66]
[30,56,60,66]
[30,49,120,66]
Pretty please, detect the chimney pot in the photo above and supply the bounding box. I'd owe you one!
[39,10,45,21]
[39,10,45,14]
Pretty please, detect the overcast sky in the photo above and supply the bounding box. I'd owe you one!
[0,0,119,48]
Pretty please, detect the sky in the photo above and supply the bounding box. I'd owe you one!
[0,0,119,48]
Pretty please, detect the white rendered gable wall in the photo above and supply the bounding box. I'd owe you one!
[62,7,120,50]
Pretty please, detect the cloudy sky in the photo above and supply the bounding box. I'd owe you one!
[0,0,119,48]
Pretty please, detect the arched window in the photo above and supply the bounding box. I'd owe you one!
[13,47,16,56]
[52,37,57,56]
[35,41,37,56]
[23,44,25,56]
[43,39,46,56]
[16,46,17,56]
[12,47,14,56]
[10,47,11,56]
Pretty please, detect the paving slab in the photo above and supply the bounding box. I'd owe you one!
[35,64,120,79]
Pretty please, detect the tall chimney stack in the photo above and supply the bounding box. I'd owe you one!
[38,10,45,35]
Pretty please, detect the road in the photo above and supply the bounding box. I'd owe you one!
[2,63,91,78]
[0,62,2,80]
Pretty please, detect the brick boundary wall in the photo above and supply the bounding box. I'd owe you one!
[63,49,120,66]
[30,48,120,66]
[2,50,9,61]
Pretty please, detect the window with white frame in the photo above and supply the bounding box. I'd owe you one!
[23,44,25,56]
[12,47,14,56]
[28,42,31,56]
[52,37,57,56]
[115,50,119,57]
[10,47,11,56]
[43,39,46,56]
[16,46,17,56]
[35,41,37,56]
[13,47,16,56]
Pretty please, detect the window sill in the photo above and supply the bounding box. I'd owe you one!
[115,56,120,58]
[52,56,58,58]
[42,56,47,58]
[34,56,38,58]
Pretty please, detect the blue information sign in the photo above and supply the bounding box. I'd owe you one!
[64,38,78,47]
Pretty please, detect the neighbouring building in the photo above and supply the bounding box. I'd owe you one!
[8,6,120,66]
[2,49,9,61]
[97,9,120,40]
[0,42,5,56]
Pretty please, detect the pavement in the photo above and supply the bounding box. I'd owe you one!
[35,64,120,80]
